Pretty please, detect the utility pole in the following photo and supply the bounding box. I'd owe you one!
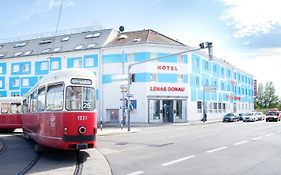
[127,42,213,131]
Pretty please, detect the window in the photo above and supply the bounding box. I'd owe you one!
[41,62,48,70]
[85,32,100,39]
[24,50,33,56]
[46,83,64,111]
[213,65,217,73]
[61,36,70,42]
[117,34,128,40]
[53,47,61,52]
[42,48,51,54]
[51,61,59,70]
[73,59,82,68]
[221,83,225,91]
[196,77,200,85]
[197,101,202,113]
[221,67,225,76]
[196,58,200,67]
[11,103,21,114]
[66,86,95,111]
[37,87,45,111]
[214,102,217,113]
[178,74,184,83]
[205,62,208,70]
[14,51,22,57]
[85,58,94,67]
[74,45,84,50]
[1,103,10,114]
[40,39,52,44]
[13,64,20,73]
[87,43,96,49]
[30,90,37,112]
[22,78,29,87]
[22,98,28,113]
[22,63,29,72]
[218,103,222,112]
[223,103,226,112]
[14,42,27,48]
[150,74,157,81]
[133,38,141,43]
[209,102,213,113]
[13,79,19,87]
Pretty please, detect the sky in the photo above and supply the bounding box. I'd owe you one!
[0,0,281,95]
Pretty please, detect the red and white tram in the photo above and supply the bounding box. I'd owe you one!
[21,68,97,150]
[0,97,22,132]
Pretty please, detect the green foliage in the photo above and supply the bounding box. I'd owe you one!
[254,81,279,109]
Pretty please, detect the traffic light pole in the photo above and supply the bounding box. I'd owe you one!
[127,43,213,131]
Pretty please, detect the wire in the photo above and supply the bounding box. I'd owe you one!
[48,0,64,60]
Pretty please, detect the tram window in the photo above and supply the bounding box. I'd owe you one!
[1,103,10,114]
[66,86,95,111]
[37,87,45,111]
[30,90,38,112]
[46,83,64,111]
[23,99,28,113]
[11,103,21,114]
[83,87,95,110]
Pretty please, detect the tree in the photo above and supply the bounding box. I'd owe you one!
[254,83,264,109]
[255,81,279,109]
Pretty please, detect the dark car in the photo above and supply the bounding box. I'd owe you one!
[238,113,245,121]
[223,113,239,122]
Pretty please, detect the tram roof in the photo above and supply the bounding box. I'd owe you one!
[38,68,96,86]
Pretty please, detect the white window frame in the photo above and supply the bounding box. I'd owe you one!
[22,63,29,72]
[51,61,59,70]
[22,78,29,87]
[85,58,94,67]
[13,79,19,87]
[73,59,82,68]
[13,64,19,73]
[41,62,48,71]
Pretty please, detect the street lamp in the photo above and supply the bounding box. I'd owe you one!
[126,42,213,131]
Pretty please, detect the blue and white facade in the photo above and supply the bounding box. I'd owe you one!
[0,28,254,123]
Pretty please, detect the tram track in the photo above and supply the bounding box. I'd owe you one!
[0,137,8,155]
[74,150,84,175]
[17,153,41,175]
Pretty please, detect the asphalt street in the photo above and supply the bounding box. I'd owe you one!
[97,121,281,175]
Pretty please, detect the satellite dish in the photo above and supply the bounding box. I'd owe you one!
[119,26,125,32]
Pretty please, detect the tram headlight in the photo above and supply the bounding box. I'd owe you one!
[64,127,68,135]
[78,126,87,135]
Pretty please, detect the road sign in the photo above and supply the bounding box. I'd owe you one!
[204,86,216,92]
[127,93,133,97]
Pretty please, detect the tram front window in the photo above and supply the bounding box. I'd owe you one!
[66,86,95,111]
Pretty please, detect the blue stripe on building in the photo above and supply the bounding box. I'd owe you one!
[157,53,177,63]
[103,54,128,64]
[134,52,151,62]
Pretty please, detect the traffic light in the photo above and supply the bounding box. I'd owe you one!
[199,43,205,49]
[129,73,135,84]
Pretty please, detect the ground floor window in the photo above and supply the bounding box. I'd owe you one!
[197,101,202,113]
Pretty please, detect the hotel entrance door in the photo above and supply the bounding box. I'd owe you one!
[148,98,186,123]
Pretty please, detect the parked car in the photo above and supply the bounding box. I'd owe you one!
[266,111,281,122]
[238,113,245,121]
[254,112,265,120]
[223,113,239,122]
[243,112,258,122]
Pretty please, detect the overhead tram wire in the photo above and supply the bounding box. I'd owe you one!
[48,0,64,60]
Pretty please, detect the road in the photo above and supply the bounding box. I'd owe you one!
[97,121,281,175]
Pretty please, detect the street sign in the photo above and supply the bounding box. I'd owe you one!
[204,86,216,92]
[127,93,133,97]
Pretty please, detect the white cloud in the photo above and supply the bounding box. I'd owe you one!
[23,0,75,22]
[220,0,281,38]
[216,47,281,95]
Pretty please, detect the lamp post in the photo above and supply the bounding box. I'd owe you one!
[127,42,213,131]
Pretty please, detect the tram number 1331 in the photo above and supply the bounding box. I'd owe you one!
[77,115,88,121]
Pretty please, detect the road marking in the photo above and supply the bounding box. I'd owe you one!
[265,133,274,137]
[233,140,249,146]
[126,171,144,175]
[161,155,196,166]
[252,136,263,140]
[206,146,227,153]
